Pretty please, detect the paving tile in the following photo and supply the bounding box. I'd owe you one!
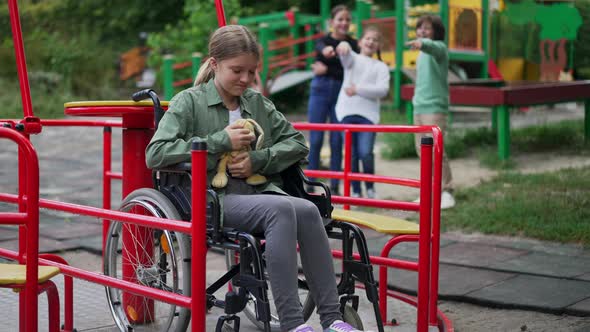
[382,263,516,297]
[0,237,81,253]
[467,275,590,311]
[0,227,17,241]
[63,235,104,254]
[438,242,528,266]
[40,220,103,240]
[567,297,590,315]
[490,252,590,278]
[442,231,590,257]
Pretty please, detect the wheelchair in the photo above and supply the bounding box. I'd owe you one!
[102,90,384,332]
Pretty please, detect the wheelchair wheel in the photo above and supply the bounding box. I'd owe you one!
[104,188,191,332]
[224,248,312,331]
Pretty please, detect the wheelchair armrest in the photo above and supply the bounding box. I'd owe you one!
[280,162,333,219]
[156,162,192,173]
[151,163,224,242]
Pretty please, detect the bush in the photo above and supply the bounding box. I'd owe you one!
[574,0,590,78]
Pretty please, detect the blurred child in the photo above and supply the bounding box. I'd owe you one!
[335,26,390,198]
[406,15,455,209]
[307,5,359,195]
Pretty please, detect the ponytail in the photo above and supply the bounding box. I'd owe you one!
[194,57,215,86]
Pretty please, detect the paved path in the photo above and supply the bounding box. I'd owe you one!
[1,105,589,331]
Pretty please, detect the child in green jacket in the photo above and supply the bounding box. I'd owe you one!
[406,14,455,209]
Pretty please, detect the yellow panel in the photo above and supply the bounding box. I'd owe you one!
[0,264,60,285]
[64,100,170,108]
[449,0,482,9]
[380,51,396,68]
[403,50,419,69]
[331,208,419,235]
[498,58,525,81]
[449,7,482,51]
[525,61,540,81]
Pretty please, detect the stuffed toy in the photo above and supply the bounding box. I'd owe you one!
[212,118,267,188]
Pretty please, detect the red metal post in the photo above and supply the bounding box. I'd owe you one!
[102,126,112,253]
[1,128,40,332]
[429,127,443,326]
[417,137,433,332]
[343,130,352,209]
[377,234,420,325]
[214,0,227,27]
[40,253,74,331]
[8,0,33,119]
[191,141,208,332]
[121,125,155,321]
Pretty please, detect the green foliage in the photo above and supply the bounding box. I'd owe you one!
[380,117,590,169]
[493,11,540,62]
[442,166,590,246]
[147,0,252,72]
[1,0,187,118]
[574,0,590,78]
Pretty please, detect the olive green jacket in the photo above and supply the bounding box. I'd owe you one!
[145,79,309,198]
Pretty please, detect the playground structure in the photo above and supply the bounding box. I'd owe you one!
[162,0,584,114]
[162,0,492,109]
[0,1,453,332]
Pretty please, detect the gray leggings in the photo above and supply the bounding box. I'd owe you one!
[223,194,342,331]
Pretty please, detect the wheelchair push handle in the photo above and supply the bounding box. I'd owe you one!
[131,89,164,128]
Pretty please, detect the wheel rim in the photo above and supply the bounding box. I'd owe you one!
[104,190,190,332]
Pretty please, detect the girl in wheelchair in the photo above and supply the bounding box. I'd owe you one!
[145,25,369,332]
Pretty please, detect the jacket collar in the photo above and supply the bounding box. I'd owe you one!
[205,79,252,116]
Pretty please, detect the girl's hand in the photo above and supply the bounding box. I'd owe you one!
[322,45,336,58]
[311,61,328,75]
[406,39,422,50]
[345,84,357,96]
[336,41,351,56]
[228,151,253,178]
[225,123,255,150]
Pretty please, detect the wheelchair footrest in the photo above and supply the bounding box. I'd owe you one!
[216,314,240,332]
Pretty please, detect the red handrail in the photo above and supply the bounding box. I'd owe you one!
[0,127,40,332]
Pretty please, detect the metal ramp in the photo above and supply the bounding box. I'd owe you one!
[267,70,314,95]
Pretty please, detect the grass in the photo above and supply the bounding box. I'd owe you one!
[379,108,590,170]
[377,108,590,246]
[441,166,590,246]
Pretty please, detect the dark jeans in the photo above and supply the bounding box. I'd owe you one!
[340,115,376,194]
[307,76,343,191]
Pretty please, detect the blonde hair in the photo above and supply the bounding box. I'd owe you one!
[194,25,260,86]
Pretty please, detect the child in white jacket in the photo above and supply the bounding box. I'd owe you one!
[335,26,390,198]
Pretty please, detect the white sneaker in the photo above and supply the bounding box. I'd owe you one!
[366,188,376,199]
[351,192,361,198]
[441,191,456,209]
[413,197,420,203]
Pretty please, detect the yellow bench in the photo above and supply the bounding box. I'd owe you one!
[0,264,60,285]
[331,208,419,235]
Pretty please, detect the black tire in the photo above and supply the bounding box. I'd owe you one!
[104,188,191,332]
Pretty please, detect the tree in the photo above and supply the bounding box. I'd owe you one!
[504,0,582,81]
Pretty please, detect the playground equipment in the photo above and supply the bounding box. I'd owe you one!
[1,0,452,331]
[161,0,491,111]
[494,0,582,82]
[401,79,590,160]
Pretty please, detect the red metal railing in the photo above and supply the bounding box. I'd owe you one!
[0,127,45,332]
[293,122,444,331]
